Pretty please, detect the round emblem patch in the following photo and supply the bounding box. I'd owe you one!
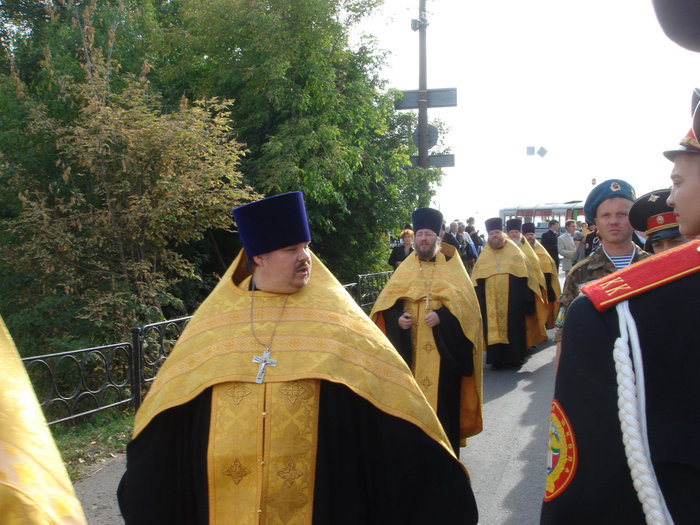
[656,215,665,225]
[544,399,577,501]
[610,182,621,191]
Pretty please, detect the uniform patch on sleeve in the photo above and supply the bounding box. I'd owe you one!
[544,399,577,501]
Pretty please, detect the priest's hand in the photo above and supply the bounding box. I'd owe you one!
[424,311,440,327]
[398,312,413,330]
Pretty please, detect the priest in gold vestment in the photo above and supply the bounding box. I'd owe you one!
[370,208,484,454]
[0,316,87,525]
[506,218,548,345]
[472,218,545,367]
[117,193,478,524]
[522,222,561,329]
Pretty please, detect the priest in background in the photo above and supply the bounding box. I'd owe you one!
[472,218,544,367]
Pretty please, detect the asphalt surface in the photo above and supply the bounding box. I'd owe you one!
[461,334,556,524]
[74,452,126,524]
[74,334,556,525]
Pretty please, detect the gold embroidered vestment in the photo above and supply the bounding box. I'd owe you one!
[0,317,87,525]
[471,239,545,346]
[532,240,562,328]
[133,250,461,524]
[370,243,484,440]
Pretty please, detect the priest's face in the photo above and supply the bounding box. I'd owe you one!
[488,230,506,250]
[507,230,521,243]
[253,242,312,293]
[524,232,536,246]
[414,229,439,260]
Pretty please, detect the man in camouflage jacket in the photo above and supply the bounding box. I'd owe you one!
[553,179,650,369]
[553,243,649,343]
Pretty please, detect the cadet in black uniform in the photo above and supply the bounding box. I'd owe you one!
[629,188,686,253]
[541,116,700,523]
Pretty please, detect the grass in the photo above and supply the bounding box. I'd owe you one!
[52,408,134,481]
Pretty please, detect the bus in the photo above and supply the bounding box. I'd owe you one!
[499,201,585,238]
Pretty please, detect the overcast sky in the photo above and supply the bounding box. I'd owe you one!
[355,0,700,229]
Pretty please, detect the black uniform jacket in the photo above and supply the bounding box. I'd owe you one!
[541,243,700,524]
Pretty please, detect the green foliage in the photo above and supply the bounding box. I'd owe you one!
[0,2,255,354]
[52,408,134,481]
[148,0,439,280]
[0,0,444,355]
[3,78,252,351]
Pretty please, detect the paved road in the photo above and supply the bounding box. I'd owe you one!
[74,452,126,524]
[74,335,556,524]
[461,334,556,524]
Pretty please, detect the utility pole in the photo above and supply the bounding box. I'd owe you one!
[396,2,457,207]
[417,0,429,172]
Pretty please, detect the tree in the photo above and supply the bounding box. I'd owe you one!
[0,2,254,352]
[148,0,441,280]
[0,0,446,354]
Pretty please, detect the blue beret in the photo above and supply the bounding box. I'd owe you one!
[232,192,311,258]
[522,222,536,235]
[412,208,443,236]
[505,218,522,232]
[584,179,636,222]
[485,217,503,233]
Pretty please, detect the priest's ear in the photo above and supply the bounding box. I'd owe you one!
[252,254,270,267]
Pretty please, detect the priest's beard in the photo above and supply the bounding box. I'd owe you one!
[416,238,439,260]
[488,236,506,250]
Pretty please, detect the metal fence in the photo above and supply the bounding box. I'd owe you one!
[22,271,392,425]
[355,271,393,311]
[23,342,134,426]
[129,316,192,409]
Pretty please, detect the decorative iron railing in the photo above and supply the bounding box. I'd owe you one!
[22,271,392,425]
[356,271,394,311]
[22,342,134,425]
[130,316,192,409]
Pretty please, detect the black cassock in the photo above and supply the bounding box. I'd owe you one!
[540,272,700,524]
[474,275,535,366]
[118,381,478,525]
[544,273,557,303]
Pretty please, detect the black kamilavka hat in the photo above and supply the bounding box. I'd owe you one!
[412,208,443,236]
[505,219,522,232]
[522,222,536,235]
[232,192,311,257]
[485,217,503,233]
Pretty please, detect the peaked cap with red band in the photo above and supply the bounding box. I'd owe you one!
[663,127,700,161]
[581,240,700,312]
[628,188,680,244]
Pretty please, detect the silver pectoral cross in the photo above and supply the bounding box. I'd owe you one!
[253,350,277,383]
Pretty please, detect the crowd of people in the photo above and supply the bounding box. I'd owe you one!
[389,217,484,274]
[2,2,698,523]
